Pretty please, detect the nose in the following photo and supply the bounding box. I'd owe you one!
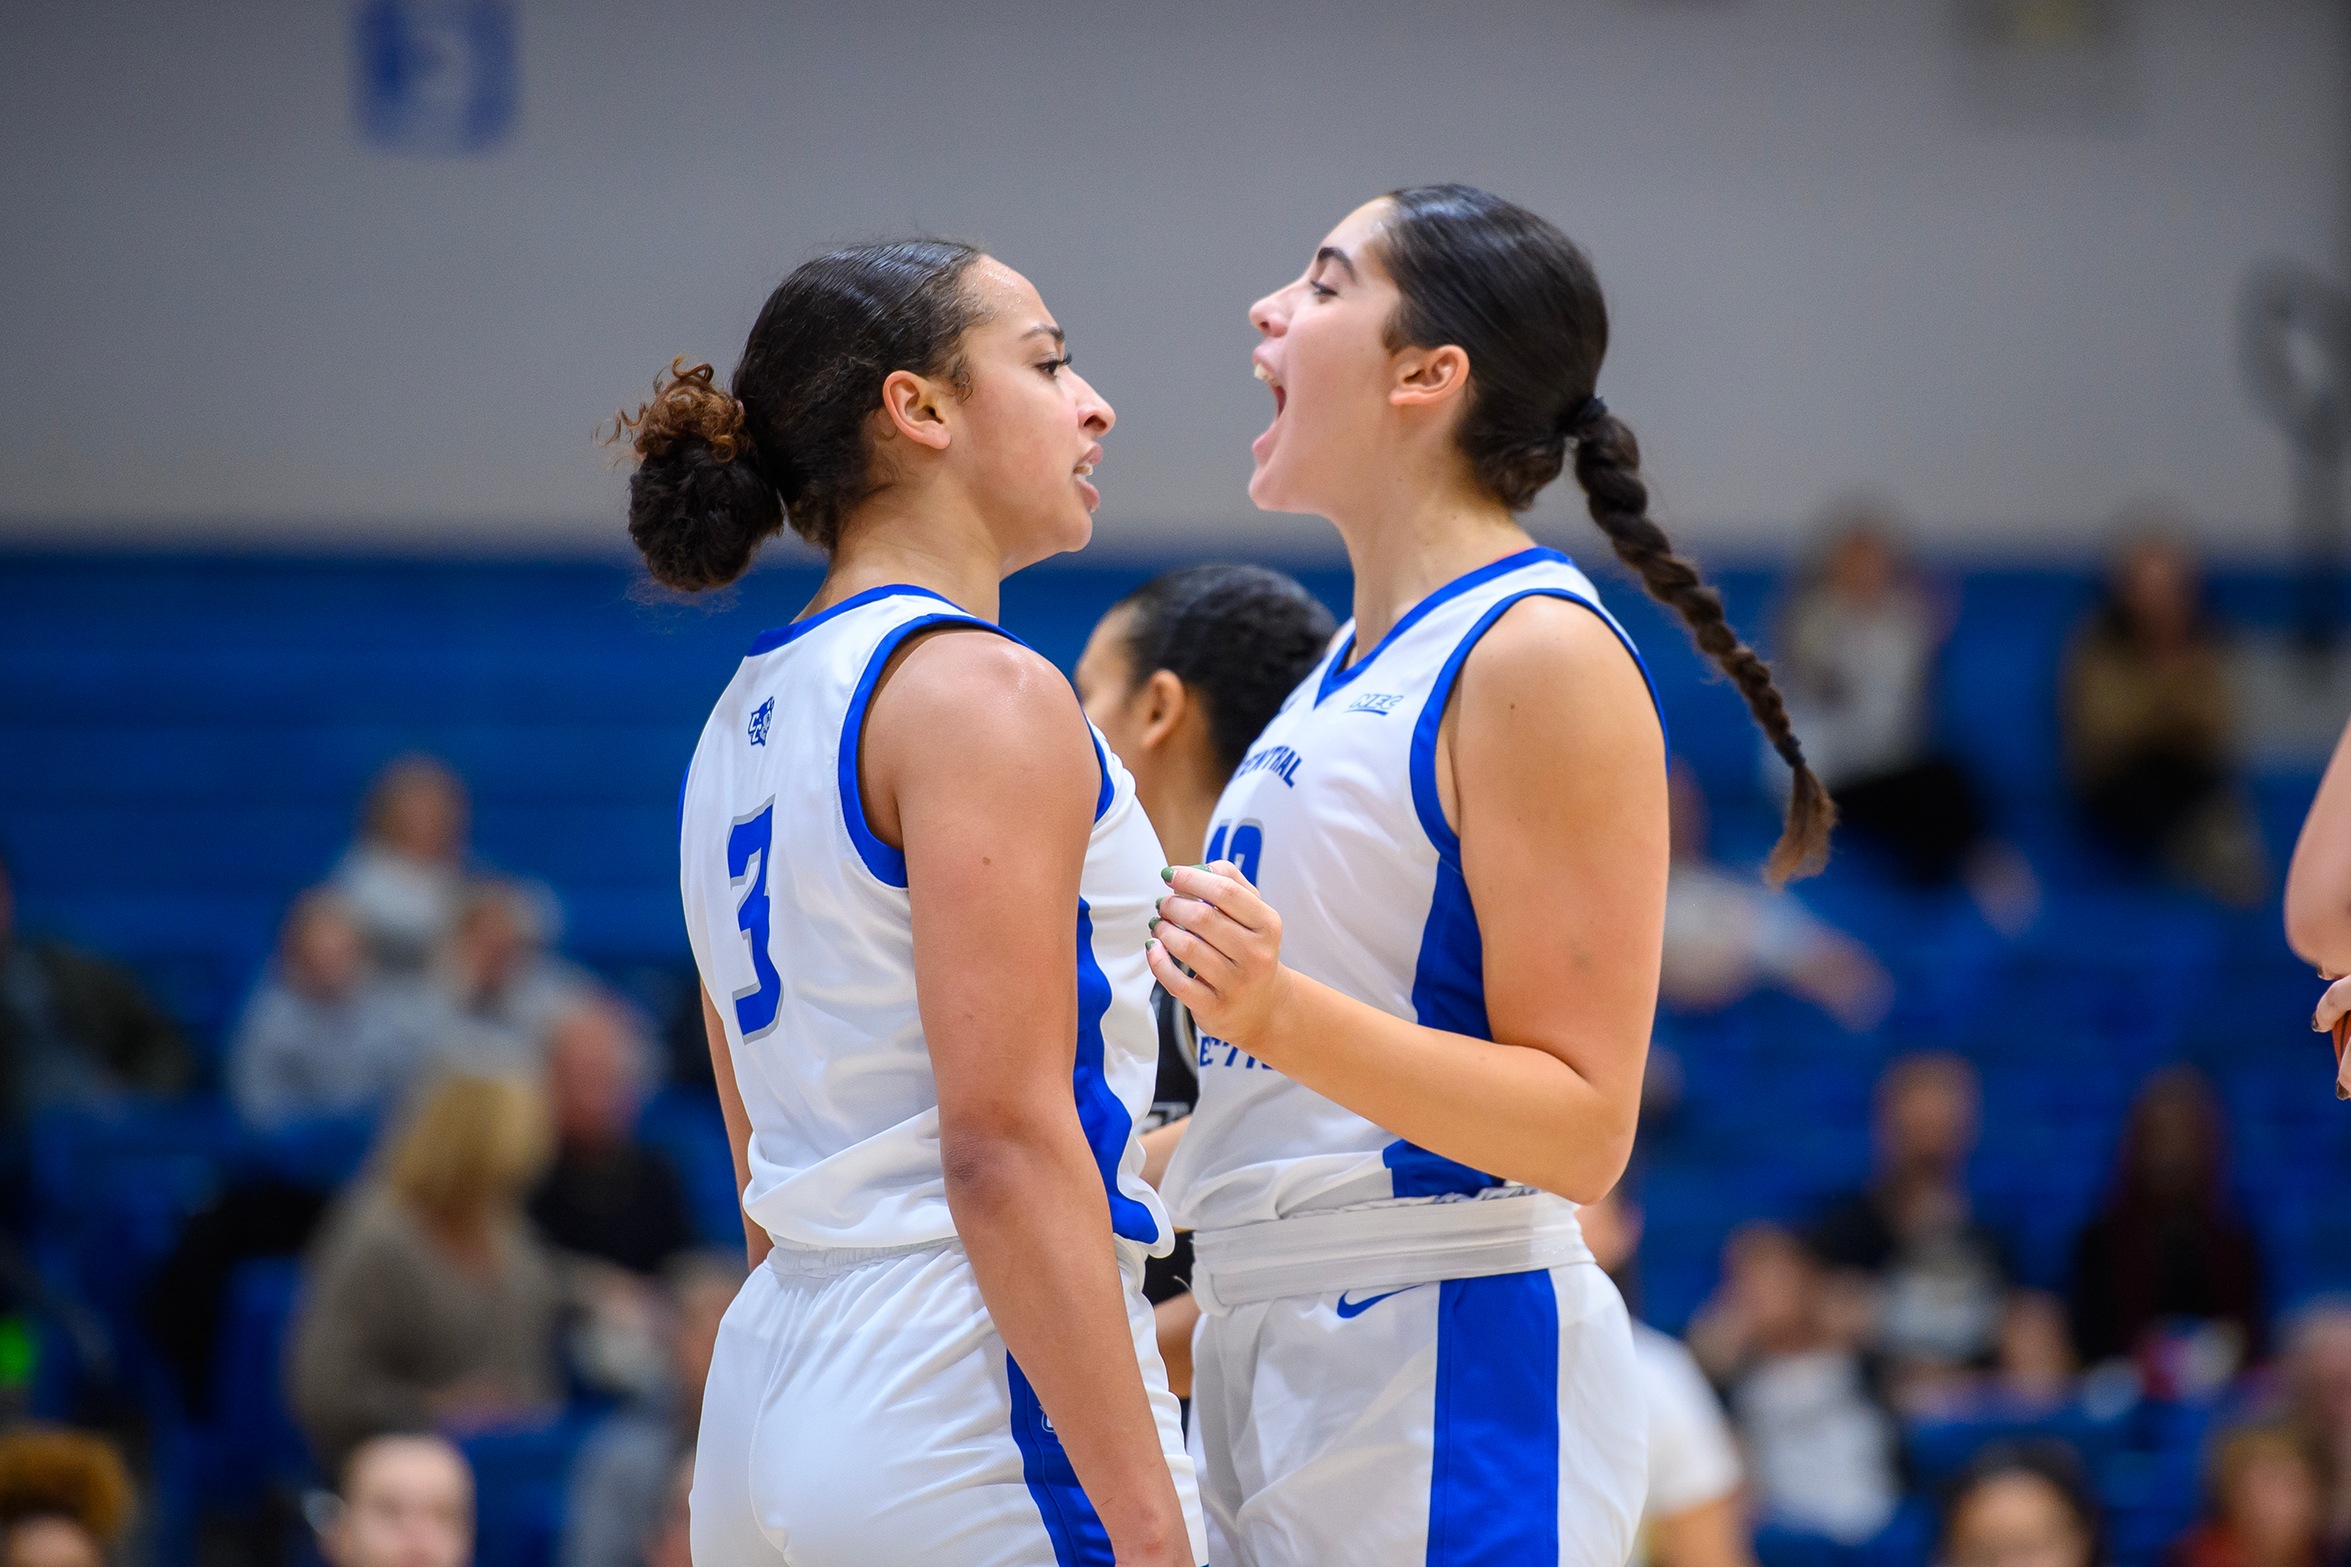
[1071,368,1114,436]
[1249,286,1288,339]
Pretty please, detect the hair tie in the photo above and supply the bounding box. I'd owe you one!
[1561,393,1608,438]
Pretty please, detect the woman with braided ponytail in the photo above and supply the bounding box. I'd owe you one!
[1149,186,1831,1565]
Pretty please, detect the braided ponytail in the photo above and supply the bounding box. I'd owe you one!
[1378,183,1833,882]
[1572,414,1833,884]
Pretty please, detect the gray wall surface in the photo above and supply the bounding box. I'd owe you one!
[2,0,2343,555]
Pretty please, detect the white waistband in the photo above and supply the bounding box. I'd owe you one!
[763,1233,1152,1284]
[1188,1189,1593,1315]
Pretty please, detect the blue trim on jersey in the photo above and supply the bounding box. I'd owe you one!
[746,583,963,657]
[1005,1355,1116,1566]
[1075,897,1162,1244]
[837,610,1012,887]
[1087,728,1115,823]
[1406,586,1664,864]
[1384,582,1665,1195]
[1426,1271,1562,1564]
[1316,546,1560,707]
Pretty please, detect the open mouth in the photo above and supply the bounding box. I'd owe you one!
[1074,444,1102,509]
[1252,362,1286,461]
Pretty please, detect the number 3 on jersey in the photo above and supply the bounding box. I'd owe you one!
[1203,819,1263,886]
[727,801,782,1040]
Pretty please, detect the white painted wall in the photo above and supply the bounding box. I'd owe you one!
[1,0,2342,554]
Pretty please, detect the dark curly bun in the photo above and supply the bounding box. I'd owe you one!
[612,241,987,591]
[612,359,783,592]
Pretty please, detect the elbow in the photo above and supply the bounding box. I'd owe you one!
[1529,1123,1638,1208]
[2283,893,2346,972]
[939,1113,1063,1221]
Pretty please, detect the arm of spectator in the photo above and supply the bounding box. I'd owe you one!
[699,987,770,1271]
[1154,1292,1200,1401]
[1140,1115,1187,1190]
[1649,1494,1758,1567]
[2286,715,2351,975]
[1750,897,1893,1033]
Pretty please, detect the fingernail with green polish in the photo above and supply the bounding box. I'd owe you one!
[1147,916,1160,933]
[1161,866,1175,883]
[1144,938,1157,952]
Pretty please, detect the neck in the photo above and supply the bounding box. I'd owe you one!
[813,484,1009,623]
[1139,771,1223,867]
[1326,476,1531,653]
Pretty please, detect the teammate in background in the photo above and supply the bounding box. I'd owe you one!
[618,243,1202,1565]
[2285,712,2351,1098]
[1072,563,1339,1394]
[1579,1186,1757,1567]
[1148,186,1833,1563]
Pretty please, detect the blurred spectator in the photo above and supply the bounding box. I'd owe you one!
[0,1426,134,1567]
[1811,1054,2015,1403]
[2279,1301,2351,1559]
[1660,763,1893,1032]
[2174,1425,2328,1567]
[2063,530,2265,905]
[560,1254,739,1567]
[1688,1222,1899,1545]
[2069,1067,2264,1377]
[0,845,191,1135]
[291,1074,561,1471]
[1996,1292,2083,1412]
[1778,504,2037,930]
[336,756,473,973]
[432,881,588,1074]
[1936,1441,2105,1567]
[229,888,440,1128]
[1581,1185,1756,1567]
[314,1432,474,1567]
[527,997,692,1278]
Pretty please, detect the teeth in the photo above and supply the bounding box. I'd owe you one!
[1253,364,1273,384]
[1075,464,1094,476]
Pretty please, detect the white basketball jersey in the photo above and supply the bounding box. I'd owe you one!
[1161,547,1659,1232]
[678,584,1172,1255]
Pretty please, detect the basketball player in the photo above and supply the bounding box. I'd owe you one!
[1071,564,1339,1393]
[619,243,1202,1566]
[1148,186,1834,1564]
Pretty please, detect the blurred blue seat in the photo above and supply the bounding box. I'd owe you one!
[461,1414,602,1567]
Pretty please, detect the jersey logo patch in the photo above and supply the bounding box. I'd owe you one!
[747,697,773,747]
[1334,1285,1422,1318]
[1344,691,1404,715]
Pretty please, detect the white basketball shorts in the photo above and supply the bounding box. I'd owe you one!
[1187,1261,1647,1566]
[691,1239,1206,1566]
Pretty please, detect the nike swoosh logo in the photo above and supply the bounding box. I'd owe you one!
[1334,1286,1420,1319]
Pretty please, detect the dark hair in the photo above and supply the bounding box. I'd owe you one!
[1937,1440,2105,1567]
[1377,184,1832,883]
[611,240,989,590]
[1110,565,1338,778]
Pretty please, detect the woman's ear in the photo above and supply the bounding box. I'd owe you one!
[879,368,954,451]
[1389,343,1471,412]
[1136,669,1191,751]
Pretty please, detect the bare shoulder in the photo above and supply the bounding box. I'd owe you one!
[1457,593,1656,734]
[866,626,1095,781]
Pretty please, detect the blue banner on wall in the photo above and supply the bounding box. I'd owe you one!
[352,0,516,155]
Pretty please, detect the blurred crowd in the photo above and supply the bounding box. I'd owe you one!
[0,509,2334,1567]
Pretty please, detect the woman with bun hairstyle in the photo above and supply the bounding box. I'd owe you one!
[1149,187,1833,1564]
[619,242,1202,1566]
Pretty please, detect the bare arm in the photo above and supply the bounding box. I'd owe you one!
[1150,598,1665,1202]
[2288,715,2351,973]
[700,986,771,1270]
[1648,1495,1758,1567]
[869,630,1190,1567]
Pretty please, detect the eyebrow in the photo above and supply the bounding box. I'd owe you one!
[1020,324,1066,346]
[1313,246,1359,282]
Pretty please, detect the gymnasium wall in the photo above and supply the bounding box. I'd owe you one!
[1,0,2343,555]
